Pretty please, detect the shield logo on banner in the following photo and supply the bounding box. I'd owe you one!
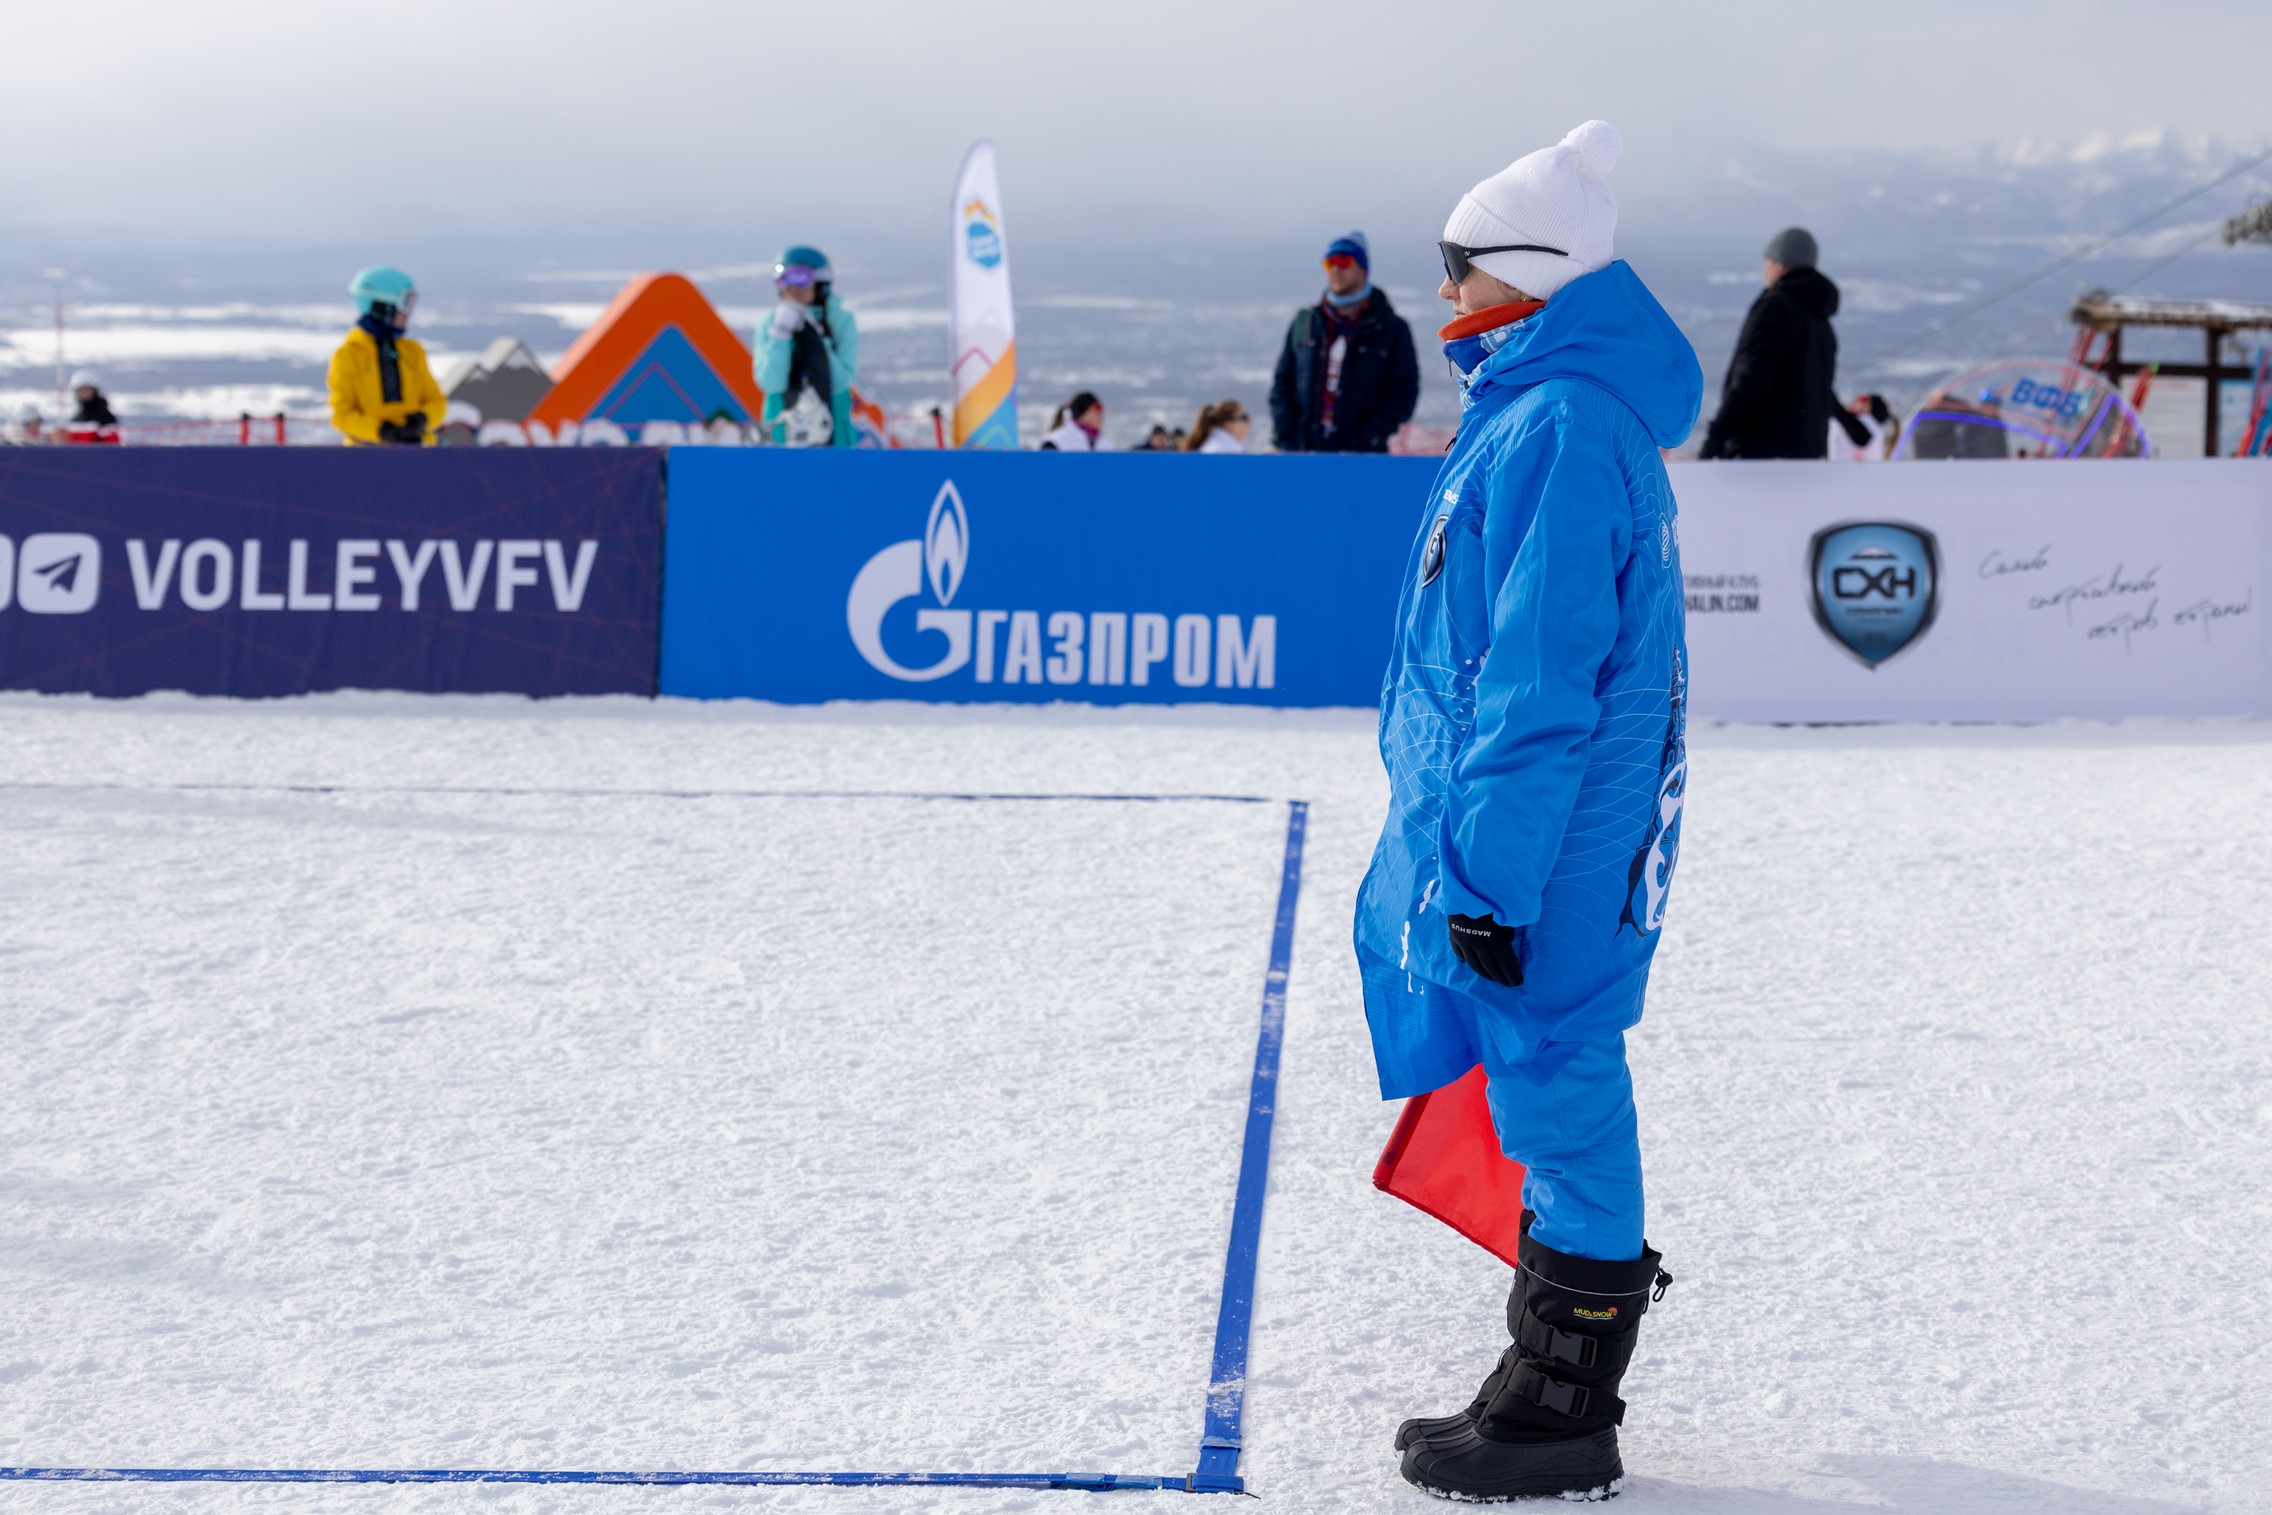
[1809,521,1940,667]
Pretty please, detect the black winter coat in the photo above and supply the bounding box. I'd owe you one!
[1700,266,1840,460]
[1269,290,1419,453]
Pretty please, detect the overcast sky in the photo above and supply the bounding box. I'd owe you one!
[5,0,2269,249]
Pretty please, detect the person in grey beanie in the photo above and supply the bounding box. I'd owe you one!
[1698,227,1842,459]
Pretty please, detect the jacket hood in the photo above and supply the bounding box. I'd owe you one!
[1773,265,1839,318]
[1461,260,1703,448]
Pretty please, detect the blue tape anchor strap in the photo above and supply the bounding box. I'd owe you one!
[0,797,1311,1497]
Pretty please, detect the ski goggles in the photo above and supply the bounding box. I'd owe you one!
[775,265,819,288]
[1438,239,1567,285]
[1322,253,1360,271]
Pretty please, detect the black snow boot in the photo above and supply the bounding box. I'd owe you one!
[1393,1210,1559,1454]
[1399,1216,1670,1501]
[1392,1214,1637,1454]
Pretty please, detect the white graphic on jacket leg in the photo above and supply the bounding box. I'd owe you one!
[1638,757,1685,932]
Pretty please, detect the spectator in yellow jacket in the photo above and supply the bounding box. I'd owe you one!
[330,265,446,445]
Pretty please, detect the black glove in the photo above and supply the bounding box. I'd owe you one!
[1447,913,1524,986]
[377,420,405,443]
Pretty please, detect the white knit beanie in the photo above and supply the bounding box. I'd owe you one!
[1442,120,1621,301]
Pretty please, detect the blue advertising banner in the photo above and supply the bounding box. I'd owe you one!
[659,450,1433,706]
[0,449,662,697]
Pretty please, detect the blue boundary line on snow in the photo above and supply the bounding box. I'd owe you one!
[0,781,1271,804]
[0,1468,1191,1490]
[0,797,1309,1497]
[1189,799,1307,1494]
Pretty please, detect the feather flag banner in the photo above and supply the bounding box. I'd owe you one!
[949,141,1019,449]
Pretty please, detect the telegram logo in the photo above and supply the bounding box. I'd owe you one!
[13,533,102,614]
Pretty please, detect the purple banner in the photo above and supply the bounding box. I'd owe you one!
[0,449,661,697]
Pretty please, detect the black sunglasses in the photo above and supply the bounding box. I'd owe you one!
[1439,238,1567,285]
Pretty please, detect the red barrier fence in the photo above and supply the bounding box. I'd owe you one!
[3,416,337,447]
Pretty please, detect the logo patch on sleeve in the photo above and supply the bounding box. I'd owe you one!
[1419,514,1449,588]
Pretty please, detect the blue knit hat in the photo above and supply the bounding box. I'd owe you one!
[1324,231,1370,271]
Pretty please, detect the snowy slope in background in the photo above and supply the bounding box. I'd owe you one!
[0,696,2267,1513]
[3,135,2268,445]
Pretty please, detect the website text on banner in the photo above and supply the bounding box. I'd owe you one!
[0,450,664,698]
[1676,459,2269,722]
[659,450,1422,707]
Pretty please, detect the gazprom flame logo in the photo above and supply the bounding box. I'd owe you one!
[924,483,966,604]
[963,199,1004,270]
[842,480,1279,692]
[846,481,973,681]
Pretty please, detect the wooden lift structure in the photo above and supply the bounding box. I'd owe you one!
[2068,292,2272,456]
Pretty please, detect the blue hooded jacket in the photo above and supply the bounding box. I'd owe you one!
[1354,260,1703,1098]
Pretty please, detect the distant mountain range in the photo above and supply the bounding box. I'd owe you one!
[2,136,2267,447]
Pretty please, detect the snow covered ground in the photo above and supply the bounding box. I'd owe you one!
[1,695,2267,1514]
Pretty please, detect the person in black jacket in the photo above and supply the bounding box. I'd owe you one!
[68,370,117,427]
[1699,227,1841,459]
[1270,232,1419,452]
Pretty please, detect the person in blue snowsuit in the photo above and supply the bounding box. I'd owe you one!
[1355,121,1702,1502]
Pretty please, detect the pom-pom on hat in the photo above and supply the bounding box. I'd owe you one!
[1442,120,1621,300]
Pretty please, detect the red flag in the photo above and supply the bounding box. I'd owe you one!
[1372,1065,1529,1267]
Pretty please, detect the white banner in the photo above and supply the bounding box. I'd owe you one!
[949,141,1018,450]
[1673,460,2270,721]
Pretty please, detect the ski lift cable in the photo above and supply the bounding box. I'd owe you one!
[1859,147,2272,368]
[1985,218,2241,365]
[2098,222,2251,300]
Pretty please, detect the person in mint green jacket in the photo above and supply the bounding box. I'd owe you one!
[755,245,859,446]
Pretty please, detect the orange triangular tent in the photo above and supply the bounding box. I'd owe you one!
[527,272,766,429]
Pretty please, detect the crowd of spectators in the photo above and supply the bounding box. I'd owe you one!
[5,226,1888,456]
[2,371,123,446]
[1026,222,1890,459]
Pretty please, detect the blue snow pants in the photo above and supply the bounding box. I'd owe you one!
[1483,1036,1644,1262]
